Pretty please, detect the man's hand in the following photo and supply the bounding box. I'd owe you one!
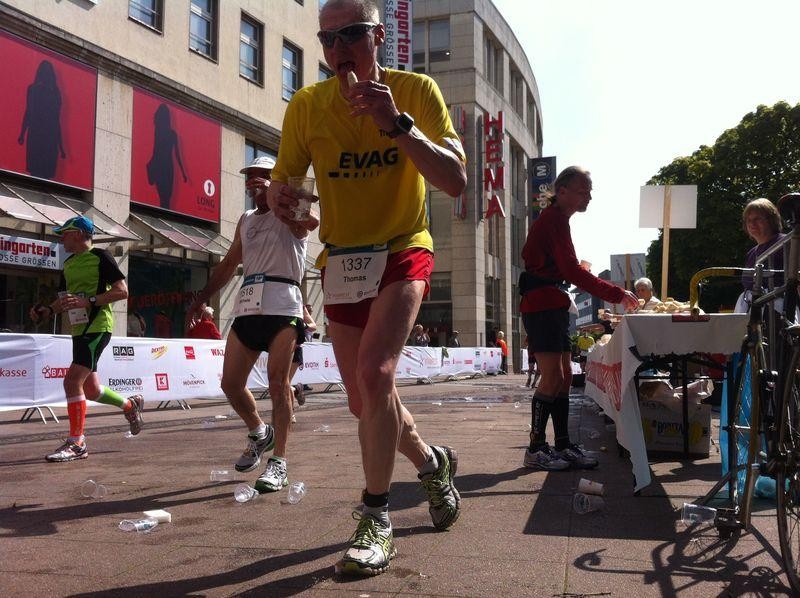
[620,290,639,312]
[346,79,400,133]
[267,182,319,228]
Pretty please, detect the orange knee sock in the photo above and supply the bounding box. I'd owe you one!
[66,395,87,442]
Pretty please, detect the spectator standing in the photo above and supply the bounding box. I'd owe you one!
[520,166,638,472]
[496,330,508,374]
[187,304,223,340]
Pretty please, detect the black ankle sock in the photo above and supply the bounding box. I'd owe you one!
[363,491,389,509]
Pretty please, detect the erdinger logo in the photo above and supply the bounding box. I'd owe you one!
[182,373,206,387]
[155,373,169,391]
[211,348,225,357]
[42,365,69,379]
[112,346,135,361]
[108,377,143,392]
[0,367,27,378]
[151,345,168,359]
[184,346,195,360]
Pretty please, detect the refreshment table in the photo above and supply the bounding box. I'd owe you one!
[584,313,748,492]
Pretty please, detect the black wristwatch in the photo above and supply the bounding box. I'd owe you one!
[89,295,97,306]
[387,112,414,138]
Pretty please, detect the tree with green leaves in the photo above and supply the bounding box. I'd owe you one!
[645,101,800,312]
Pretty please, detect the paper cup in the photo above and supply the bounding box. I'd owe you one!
[577,478,604,496]
[287,176,315,221]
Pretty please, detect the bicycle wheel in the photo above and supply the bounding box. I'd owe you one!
[776,345,800,594]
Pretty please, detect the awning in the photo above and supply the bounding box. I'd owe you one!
[129,212,231,256]
[0,183,141,242]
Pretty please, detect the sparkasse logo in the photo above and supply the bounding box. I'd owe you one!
[0,367,28,378]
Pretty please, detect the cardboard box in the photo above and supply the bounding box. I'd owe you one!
[639,396,712,456]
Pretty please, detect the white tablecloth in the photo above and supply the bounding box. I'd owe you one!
[584,313,748,492]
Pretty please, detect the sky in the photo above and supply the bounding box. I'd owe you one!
[490,0,800,274]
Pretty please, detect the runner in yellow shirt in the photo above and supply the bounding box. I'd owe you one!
[268,0,466,577]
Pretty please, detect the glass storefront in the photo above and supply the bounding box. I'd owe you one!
[0,267,62,333]
[127,254,208,338]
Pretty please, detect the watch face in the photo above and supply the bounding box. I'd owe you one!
[397,112,414,133]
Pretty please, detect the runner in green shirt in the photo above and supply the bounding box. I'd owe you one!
[30,215,145,462]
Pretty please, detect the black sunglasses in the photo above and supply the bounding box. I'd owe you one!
[317,22,377,48]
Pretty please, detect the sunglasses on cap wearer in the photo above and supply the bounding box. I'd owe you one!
[317,22,377,48]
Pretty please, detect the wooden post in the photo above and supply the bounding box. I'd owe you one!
[660,186,672,299]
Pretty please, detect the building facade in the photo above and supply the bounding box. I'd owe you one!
[0,0,542,372]
[0,0,328,338]
[408,0,543,370]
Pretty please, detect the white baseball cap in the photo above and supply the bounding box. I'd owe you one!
[240,155,276,174]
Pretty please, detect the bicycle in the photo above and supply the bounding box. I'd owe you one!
[687,192,800,593]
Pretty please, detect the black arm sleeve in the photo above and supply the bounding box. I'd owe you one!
[93,248,125,292]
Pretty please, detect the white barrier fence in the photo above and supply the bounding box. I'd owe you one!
[0,334,501,410]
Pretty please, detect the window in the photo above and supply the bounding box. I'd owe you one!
[428,19,450,62]
[526,93,537,137]
[189,0,217,60]
[412,22,425,72]
[129,0,162,32]
[484,34,502,91]
[319,63,334,81]
[244,141,277,210]
[240,14,263,84]
[282,41,302,101]
[510,67,524,115]
[413,20,450,72]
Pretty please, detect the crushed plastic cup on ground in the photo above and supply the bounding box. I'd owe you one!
[681,503,717,525]
[119,517,159,532]
[234,484,259,503]
[287,481,306,504]
[514,401,521,409]
[573,492,604,514]
[582,427,601,440]
[80,479,107,499]
[431,401,443,406]
[214,414,228,420]
[313,424,331,433]
[123,431,135,439]
[577,478,604,496]
[210,469,233,482]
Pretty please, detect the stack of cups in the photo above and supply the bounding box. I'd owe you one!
[573,478,604,514]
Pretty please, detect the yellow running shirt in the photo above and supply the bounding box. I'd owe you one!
[272,69,465,268]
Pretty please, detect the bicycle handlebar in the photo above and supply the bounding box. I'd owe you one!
[688,267,746,316]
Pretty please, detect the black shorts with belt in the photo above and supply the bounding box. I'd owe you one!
[231,315,305,362]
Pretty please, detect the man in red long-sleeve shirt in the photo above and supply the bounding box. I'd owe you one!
[520,166,638,471]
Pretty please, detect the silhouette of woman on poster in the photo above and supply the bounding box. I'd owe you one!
[17,60,66,179]
[146,103,187,210]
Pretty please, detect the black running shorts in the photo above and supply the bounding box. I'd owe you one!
[72,332,112,372]
[523,308,571,353]
[231,315,305,360]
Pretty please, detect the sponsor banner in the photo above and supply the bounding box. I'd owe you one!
[0,30,97,190]
[0,335,501,410]
[130,88,221,223]
[441,348,501,377]
[0,234,63,270]
[384,0,412,71]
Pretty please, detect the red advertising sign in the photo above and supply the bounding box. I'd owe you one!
[484,110,505,219]
[130,88,221,222]
[0,30,96,190]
